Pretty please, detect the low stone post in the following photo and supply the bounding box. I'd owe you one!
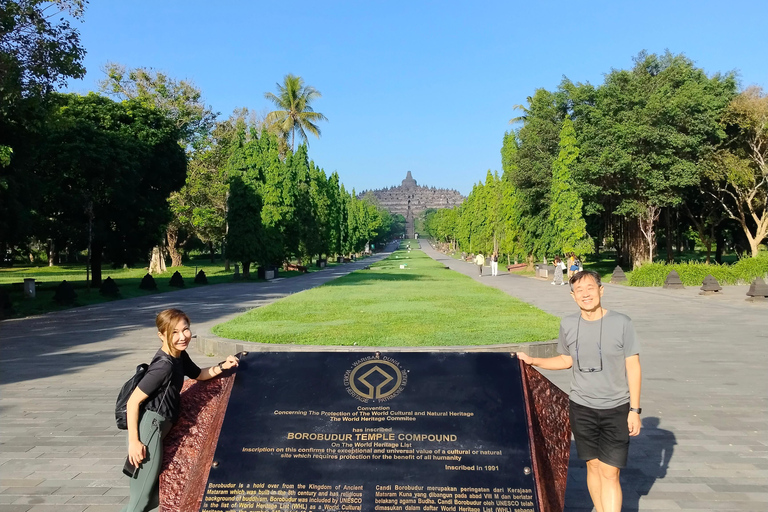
[745,277,768,302]
[699,275,722,295]
[663,270,685,289]
[610,266,627,284]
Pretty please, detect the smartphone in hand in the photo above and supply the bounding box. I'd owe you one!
[123,457,140,478]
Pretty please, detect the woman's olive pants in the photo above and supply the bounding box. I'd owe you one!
[121,410,172,512]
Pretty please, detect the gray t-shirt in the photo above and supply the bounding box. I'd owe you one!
[557,310,640,409]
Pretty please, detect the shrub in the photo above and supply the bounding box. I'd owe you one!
[194,269,208,284]
[53,280,77,304]
[629,255,768,287]
[169,271,185,288]
[99,276,120,297]
[139,273,157,290]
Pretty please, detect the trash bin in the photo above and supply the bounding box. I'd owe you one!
[24,278,36,298]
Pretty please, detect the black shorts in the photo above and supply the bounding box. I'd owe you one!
[569,400,630,468]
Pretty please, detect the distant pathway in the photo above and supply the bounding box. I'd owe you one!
[421,242,768,512]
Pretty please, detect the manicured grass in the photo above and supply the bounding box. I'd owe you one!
[0,256,337,319]
[213,248,560,347]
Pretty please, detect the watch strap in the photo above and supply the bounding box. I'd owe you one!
[629,407,642,414]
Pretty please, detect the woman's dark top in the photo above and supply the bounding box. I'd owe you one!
[138,349,201,423]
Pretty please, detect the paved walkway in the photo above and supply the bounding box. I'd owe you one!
[421,242,768,512]
[1,242,766,511]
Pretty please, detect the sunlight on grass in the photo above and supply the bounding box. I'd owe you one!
[214,248,559,347]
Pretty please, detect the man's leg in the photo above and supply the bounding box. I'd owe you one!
[585,459,604,512]
[597,461,622,512]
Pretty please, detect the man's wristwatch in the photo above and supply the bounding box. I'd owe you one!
[629,407,642,414]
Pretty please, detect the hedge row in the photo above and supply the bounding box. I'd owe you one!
[628,255,768,287]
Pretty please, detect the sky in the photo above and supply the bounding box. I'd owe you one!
[65,0,768,196]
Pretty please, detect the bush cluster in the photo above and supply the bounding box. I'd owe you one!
[628,256,768,287]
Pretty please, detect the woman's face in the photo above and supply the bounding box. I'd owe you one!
[162,318,192,352]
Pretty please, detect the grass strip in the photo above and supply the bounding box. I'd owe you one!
[213,248,560,346]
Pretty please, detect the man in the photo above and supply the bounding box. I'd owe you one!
[474,252,485,276]
[517,270,642,512]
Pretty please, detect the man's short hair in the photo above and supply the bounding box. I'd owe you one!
[569,269,602,291]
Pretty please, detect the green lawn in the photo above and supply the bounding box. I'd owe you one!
[0,256,337,319]
[213,248,560,347]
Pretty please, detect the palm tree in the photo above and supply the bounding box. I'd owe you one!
[264,74,328,153]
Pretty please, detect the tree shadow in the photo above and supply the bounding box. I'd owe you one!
[321,271,435,286]
[563,416,676,511]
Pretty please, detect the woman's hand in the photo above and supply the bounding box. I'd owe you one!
[128,438,147,467]
[221,355,239,370]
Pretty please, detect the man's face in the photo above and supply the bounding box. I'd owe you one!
[570,275,604,312]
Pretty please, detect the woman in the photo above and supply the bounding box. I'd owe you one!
[122,308,239,512]
[552,256,565,285]
[567,253,576,278]
[491,251,499,277]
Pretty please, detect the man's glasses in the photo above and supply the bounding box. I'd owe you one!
[575,315,603,373]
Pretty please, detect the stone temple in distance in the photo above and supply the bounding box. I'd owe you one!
[359,172,465,238]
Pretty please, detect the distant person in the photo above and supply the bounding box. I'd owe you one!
[121,309,239,512]
[552,256,565,285]
[474,252,485,276]
[491,251,499,277]
[567,253,576,278]
[517,270,642,512]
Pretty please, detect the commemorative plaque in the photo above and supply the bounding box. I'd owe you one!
[162,352,569,512]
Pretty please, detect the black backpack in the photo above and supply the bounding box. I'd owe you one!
[115,354,172,430]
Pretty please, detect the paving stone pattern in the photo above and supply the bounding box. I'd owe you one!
[1,242,766,512]
[421,243,768,512]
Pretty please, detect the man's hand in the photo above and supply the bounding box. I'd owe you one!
[515,352,533,365]
[628,411,641,436]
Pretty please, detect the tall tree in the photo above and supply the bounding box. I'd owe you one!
[547,117,592,256]
[1,0,87,253]
[572,52,736,266]
[705,86,768,256]
[98,63,218,266]
[264,74,327,153]
[23,92,185,284]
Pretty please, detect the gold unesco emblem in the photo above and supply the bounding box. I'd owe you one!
[344,355,407,403]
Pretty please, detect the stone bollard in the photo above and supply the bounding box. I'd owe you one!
[699,275,722,295]
[745,277,768,302]
[23,278,36,299]
[610,266,627,284]
[663,270,685,289]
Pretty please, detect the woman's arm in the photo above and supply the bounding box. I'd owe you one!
[197,354,240,381]
[126,387,149,466]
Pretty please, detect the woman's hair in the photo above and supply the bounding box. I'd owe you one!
[156,308,190,357]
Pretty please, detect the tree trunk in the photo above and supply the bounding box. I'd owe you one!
[149,246,167,274]
[715,226,724,264]
[242,261,251,279]
[209,241,215,262]
[665,208,673,263]
[90,246,103,287]
[166,226,183,267]
[47,239,54,267]
[525,253,535,271]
